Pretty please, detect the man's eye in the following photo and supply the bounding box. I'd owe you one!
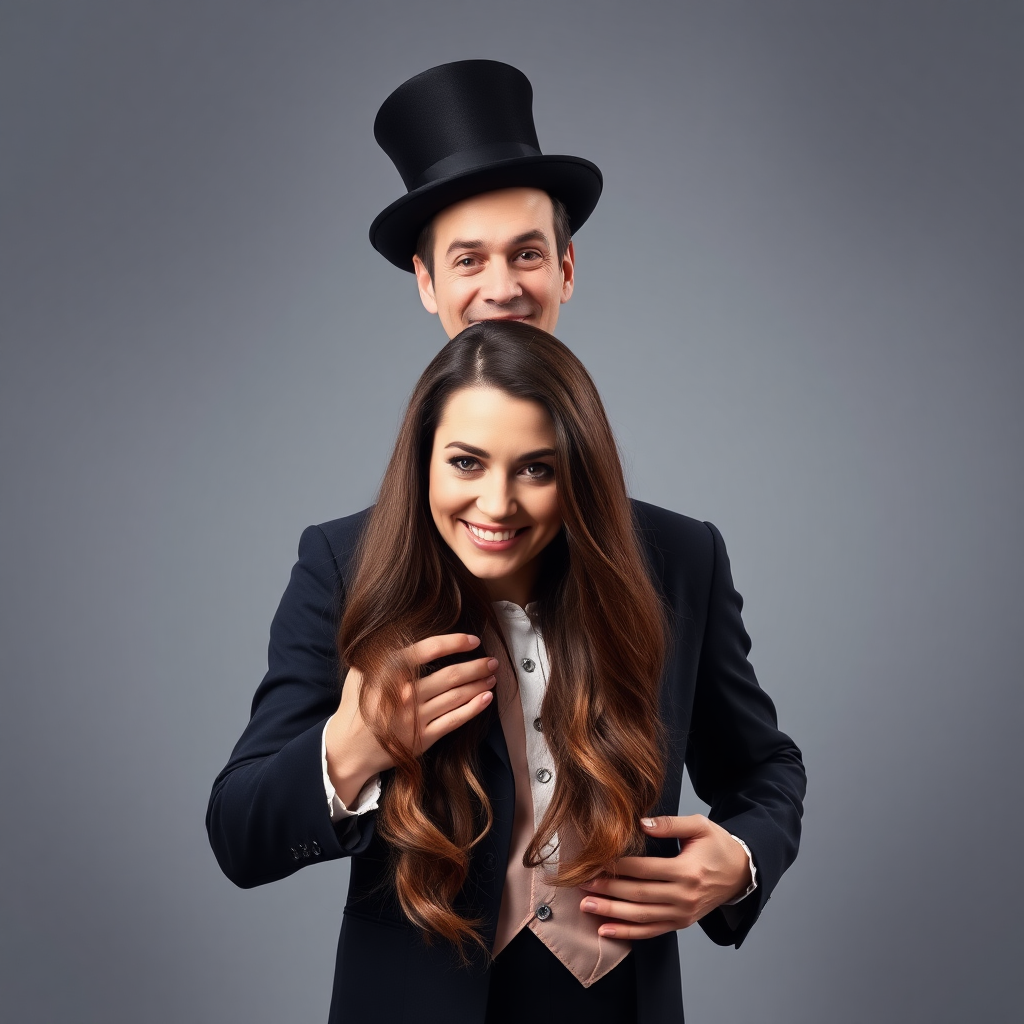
[516,250,542,262]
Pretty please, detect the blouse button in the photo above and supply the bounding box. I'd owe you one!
[533,718,543,732]
[536,904,552,921]
[536,768,553,784]
[521,658,536,672]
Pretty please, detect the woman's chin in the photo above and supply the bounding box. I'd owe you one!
[459,554,521,582]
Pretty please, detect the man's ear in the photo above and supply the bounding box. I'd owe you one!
[559,241,575,305]
[412,255,438,315]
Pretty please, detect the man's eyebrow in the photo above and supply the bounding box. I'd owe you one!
[443,442,556,461]
[508,230,550,249]
[444,239,484,258]
[443,230,551,259]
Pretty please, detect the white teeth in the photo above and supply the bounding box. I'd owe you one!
[467,524,517,542]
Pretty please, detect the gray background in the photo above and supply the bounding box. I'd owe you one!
[2,2,1021,1021]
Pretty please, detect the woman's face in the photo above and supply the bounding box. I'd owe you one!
[428,385,562,607]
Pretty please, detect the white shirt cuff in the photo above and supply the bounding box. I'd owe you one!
[321,721,381,821]
[722,834,758,905]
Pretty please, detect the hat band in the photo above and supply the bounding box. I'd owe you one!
[408,142,541,191]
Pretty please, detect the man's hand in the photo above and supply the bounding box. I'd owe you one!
[325,633,497,807]
[578,815,752,940]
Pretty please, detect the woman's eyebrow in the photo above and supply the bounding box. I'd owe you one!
[445,441,489,457]
[444,442,555,461]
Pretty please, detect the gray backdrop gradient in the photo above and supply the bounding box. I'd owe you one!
[2,2,1021,1022]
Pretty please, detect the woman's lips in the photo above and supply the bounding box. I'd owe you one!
[460,520,528,550]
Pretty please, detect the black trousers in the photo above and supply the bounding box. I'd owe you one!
[485,928,637,1024]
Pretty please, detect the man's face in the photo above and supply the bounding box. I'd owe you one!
[412,187,575,338]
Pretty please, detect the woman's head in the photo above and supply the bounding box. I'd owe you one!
[427,384,560,607]
[396,320,636,605]
[341,320,667,952]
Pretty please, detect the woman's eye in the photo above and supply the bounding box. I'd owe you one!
[522,463,553,480]
[449,456,479,472]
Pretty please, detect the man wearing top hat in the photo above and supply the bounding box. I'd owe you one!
[207,60,804,1023]
[369,61,598,341]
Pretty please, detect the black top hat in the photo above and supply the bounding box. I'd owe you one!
[369,60,603,271]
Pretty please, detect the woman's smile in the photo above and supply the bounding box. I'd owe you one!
[461,520,529,547]
[429,386,561,607]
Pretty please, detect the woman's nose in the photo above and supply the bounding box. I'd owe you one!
[476,479,517,520]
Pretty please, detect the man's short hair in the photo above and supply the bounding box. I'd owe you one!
[415,194,572,279]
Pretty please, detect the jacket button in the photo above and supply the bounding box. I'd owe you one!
[300,843,310,858]
[311,841,321,856]
[483,852,496,869]
[535,768,552,784]
[521,658,536,672]
[533,717,543,732]
[536,904,552,921]
[290,847,301,860]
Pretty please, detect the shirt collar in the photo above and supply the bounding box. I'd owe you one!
[492,600,540,623]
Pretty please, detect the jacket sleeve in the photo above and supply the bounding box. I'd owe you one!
[206,524,378,888]
[687,522,806,947]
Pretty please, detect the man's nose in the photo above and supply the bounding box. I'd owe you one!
[479,260,523,305]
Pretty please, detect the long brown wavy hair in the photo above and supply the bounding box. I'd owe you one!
[339,320,667,952]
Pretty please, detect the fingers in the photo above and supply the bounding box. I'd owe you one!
[418,655,498,702]
[640,814,708,840]
[406,632,481,668]
[598,816,711,881]
[603,855,678,881]
[578,894,683,939]
[420,687,494,744]
[580,875,677,904]
[352,635,496,756]
[420,663,497,727]
[589,818,753,939]
[405,637,498,747]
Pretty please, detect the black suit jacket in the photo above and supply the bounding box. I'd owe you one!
[207,500,805,1023]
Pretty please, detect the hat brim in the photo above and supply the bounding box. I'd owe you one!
[369,154,603,271]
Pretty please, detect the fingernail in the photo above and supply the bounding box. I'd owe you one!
[582,900,598,912]
[641,818,657,829]
[487,658,499,671]
[468,635,480,646]
[480,691,493,704]
[600,926,617,938]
